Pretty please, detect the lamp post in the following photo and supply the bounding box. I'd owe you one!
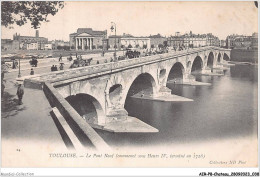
[18,57,21,78]
[110,22,117,61]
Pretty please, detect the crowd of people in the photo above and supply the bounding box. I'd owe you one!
[51,65,59,71]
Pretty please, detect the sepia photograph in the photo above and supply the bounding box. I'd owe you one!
[1,0,259,176]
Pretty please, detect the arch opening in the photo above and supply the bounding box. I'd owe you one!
[109,84,122,106]
[207,52,214,68]
[65,93,104,124]
[125,73,156,98]
[217,53,221,63]
[187,61,191,68]
[167,62,184,83]
[223,53,230,61]
[159,69,166,80]
[191,56,203,73]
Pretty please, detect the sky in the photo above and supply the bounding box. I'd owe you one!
[1,1,258,41]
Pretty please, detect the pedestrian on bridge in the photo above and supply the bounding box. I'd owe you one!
[59,54,62,62]
[12,59,17,69]
[30,68,34,75]
[59,63,64,70]
[17,84,24,105]
[54,65,58,71]
[51,65,55,71]
[34,59,38,67]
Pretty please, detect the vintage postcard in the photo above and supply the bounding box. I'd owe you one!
[1,1,259,176]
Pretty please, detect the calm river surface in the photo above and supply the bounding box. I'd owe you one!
[96,64,258,148]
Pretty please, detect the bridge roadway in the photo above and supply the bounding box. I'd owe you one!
[24,46,231,150]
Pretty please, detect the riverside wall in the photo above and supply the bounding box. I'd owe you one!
[230,49,258,63]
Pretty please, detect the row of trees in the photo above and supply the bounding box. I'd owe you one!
[109,41,169,49]
[56,45,70,50]
[71,45,104,50]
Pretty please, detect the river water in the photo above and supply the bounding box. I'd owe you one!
[96,64,258,149]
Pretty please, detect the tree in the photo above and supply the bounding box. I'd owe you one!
[1,1,64,29]
[64,46,70,51]
[57,45,63,50]
[163,41,168,47]
[158,44,163,49]
[1,61,11,96]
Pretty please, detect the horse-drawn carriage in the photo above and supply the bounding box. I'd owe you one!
[125,48,141,59]
[69,58,93,68]
[29,56,38,67]
[67,56,73,61]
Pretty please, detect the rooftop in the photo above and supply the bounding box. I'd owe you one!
[70,28,107,36]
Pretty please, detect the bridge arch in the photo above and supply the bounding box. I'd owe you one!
[217,53,222,63]
[166,62,185,82]
[223,53,230,61]
[187,61,191,68]
[159,69,166,80]
[123,72,158,105]
[207,52,214,68]
[108,84,123,107]
[105,74,126,110]
[65,93,106,125]
[191,56,203,73]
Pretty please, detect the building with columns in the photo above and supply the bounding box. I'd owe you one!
[69,28,107,50]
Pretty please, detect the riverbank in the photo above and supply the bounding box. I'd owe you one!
[228,61,258,66]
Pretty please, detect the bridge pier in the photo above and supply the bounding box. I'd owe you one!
[158,86,172,96]
[183,72,195,83]
[106,107,128,122]
[91,104,158,133]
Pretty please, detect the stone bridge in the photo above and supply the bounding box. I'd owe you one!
[25,46,231,133]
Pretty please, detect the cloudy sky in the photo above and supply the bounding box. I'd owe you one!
[1,1,258,41]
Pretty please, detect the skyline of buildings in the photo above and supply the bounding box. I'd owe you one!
[226,32,258,50]
[167,31,220,49]
[1,28,258,51]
